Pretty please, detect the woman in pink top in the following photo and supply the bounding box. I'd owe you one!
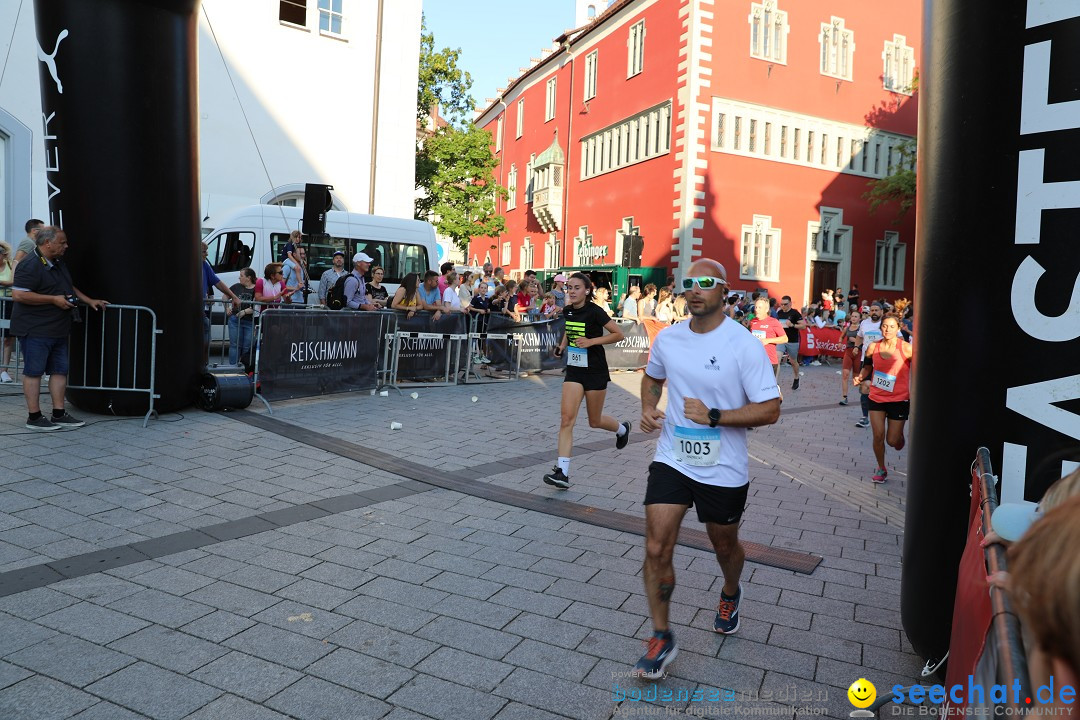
[254,262,288,312]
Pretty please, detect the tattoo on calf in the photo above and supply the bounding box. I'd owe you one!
[659,577,675,602]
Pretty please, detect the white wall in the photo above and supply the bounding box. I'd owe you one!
[0,0,421,242]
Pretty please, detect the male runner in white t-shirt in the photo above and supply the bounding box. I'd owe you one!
[854,302,883,428]
[633,259,781,679]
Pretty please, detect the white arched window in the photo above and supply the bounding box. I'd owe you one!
[587,4,596,18]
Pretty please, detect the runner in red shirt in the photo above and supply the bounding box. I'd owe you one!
[749,297,787,382]
[853,313,912,484]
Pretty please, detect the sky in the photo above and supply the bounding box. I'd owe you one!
[422,0,577,116]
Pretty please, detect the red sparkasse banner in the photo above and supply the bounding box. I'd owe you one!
[799,327,845,357]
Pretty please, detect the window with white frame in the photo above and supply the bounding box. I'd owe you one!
[809,209,848,262]
[520,238,534,272]
[740,215,780,281]
[627,20,645,77]
[516,99,524,138]
[506,165,517,210]
[496,116,503,151]
[545,234,561,268]
[526,153,536,203]
[882,34,915,94]
[711,98,912,179]
[318,0,342,35]
[501,242,511,266]
[584,50,598,101]
[587,4,597,19]
[819,17,854,81]
[874,231,906,290]
[749,1,788,64]
[545,77,557,122]
[581,100,671,180]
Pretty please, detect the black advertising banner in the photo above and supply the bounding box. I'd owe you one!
[487,316,563,373]
[484,316,652,372]
[903,2,1080,661]
[394,312,468,381]
[605,320,651,370]
[35,0,203,414]
[257,311,382,400]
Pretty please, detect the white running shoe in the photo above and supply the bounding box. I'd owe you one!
[0,371,12,383]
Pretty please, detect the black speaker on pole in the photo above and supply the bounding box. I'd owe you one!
[621,234,643,268]
[301,183,334,236]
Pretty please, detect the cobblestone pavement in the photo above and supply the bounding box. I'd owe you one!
[0,361,918,719]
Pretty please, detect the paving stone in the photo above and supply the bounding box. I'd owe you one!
[35,602,148,645]
[810,613,901,649]
[248,549,321,575]
[495,667,614,720]
[107,625,228,674]
[224,622,335,670]
[299,561,374,590]
[183,693,293,720]
[265,675,391,720]
[358,576,449,611]
[414,646,515,693]
[0,675,99,720]
[178,555,248,578]
[503,638,599,682]
[6,632,135,687]
[777,588,855,621]
[181,610,257,643]
[368,557,442,585]
[388,673,507,720]
[335,595,437,634]
[716,635,818,681]
[415,615,522,661]
[504,612,593,650]
[106,588,215,628]
[191,651,303,703]
[423,570,504,601]
[767,625,862,664]
[49,573,145,605]
[493,702,575,720]
[328,620,440,668]
[69,700,149,719]
[86,661,221,720]
[128,565,216,595]
[0,587,78,620]
[0,661,32,692]
[546,577,631,610]
[429,593,522,630]
[221,565,300,594]
[558,601,643,637]
[312,546,382,571]
[489,586,573,618]
[306,647,415,699]
[480,565,557,592]
[184,581,281,617]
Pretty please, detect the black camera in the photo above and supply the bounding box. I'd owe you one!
[66,295,83,322]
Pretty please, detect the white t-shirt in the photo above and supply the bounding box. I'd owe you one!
[857,317,883,360]
[645,318,781,488]
[443,286,463,311]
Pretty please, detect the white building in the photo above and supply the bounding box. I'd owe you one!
[0,0,422,243]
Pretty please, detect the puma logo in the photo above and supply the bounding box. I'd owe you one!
[38,29,69,94]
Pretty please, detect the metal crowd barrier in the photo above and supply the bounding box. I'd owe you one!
[204,297,261,372]
[0,296,23,382]
[464,312,523,383]
[973,447,1032,709]
[67,303,162,427]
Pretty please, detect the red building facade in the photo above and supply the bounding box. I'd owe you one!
[468,0,920,305]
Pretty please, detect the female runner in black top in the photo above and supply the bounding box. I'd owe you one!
[543,273,632,489]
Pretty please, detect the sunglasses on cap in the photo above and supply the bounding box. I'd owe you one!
[681,276,726,291]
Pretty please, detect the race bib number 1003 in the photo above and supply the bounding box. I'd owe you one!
[673,426,721,466]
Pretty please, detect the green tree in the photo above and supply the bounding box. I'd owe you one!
[864,136,916,222]
[416,123,506,248]
[416,16,474,126]
[415,17,505,248]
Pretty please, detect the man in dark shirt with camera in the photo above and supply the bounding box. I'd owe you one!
[11,226,108,431]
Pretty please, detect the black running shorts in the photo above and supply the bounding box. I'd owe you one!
[867,399,910,421]
[564,369,610,391]
[644,461,749,525]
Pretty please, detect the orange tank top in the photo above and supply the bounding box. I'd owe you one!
[867,341,912,402]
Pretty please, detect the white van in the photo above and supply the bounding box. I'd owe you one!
[202,205,439,303]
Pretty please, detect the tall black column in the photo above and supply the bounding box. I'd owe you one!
[34,0,202,414]
[906,0,1080,662]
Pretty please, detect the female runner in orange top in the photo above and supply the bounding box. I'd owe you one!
[854,313,912,484]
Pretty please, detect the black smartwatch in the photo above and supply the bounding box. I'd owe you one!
[708,408,721,428]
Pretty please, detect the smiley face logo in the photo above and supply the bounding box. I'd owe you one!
[848,678,877,709]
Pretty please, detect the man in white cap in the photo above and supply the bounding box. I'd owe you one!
[344,252,377,311]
